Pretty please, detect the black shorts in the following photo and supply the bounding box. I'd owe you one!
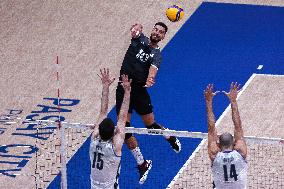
[116,82,153,115]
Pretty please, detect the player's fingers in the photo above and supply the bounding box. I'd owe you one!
[230,82,234,89]
[110,78,115,84]
[101,68,105,76]
[106,68,109,76]
[206,85,210,91]
[237,83,241,90]
[121,75,125,82]
[149,79,155,84]
[122,74,129,82]
[97,73,102,79]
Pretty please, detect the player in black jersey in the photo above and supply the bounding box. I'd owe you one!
[116,22,181,184]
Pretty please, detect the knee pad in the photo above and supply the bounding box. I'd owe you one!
[124,122,133,140]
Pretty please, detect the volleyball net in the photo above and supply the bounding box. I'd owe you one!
[1,119,284,189]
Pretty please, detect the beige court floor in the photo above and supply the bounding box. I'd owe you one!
[1,0,284,188]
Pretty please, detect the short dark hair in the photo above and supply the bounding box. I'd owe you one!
[219,132,234,148]
[155,22,168,33]
[99,118,115,141]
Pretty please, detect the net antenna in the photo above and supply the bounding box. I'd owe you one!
[56,56,67,189]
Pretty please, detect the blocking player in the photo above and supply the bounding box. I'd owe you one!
[205,83,248,189]
[90,68,131,189]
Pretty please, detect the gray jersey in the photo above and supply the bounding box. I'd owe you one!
[212,150,247,189]
[90,137,121,189]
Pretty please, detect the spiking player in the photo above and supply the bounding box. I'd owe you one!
[116,22,181,184]
[90,68,131,189]
[205,82,248,189]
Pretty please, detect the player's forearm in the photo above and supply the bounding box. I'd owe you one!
[206,100,216,129]
[99,85,109,116]
[94,85,109,136]
[147,65,158,79]
[206,100,218,140]
[117,91,130,132]
[231,100,244,140]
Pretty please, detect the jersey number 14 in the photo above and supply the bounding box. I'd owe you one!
[223,164,238,181]
[92,152,104,170]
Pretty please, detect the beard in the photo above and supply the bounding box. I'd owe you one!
[150,34,161,43]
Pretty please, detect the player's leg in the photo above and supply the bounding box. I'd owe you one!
[134,88,181,153]
[124,115,151,185]
[141,113,181,153]
[124,113,145,167]
[116,83,150,184]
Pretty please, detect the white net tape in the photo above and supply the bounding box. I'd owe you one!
[10,119,282,144]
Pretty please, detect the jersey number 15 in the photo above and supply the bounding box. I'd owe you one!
[92,152,104,170]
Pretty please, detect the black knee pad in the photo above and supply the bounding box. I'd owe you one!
[124,122,133,140]
[146,122,163,129]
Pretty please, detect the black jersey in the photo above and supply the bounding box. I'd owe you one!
[120,33,162,84]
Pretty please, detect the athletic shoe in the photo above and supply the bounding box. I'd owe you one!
[138,160,152,184]
[167,136,181,153]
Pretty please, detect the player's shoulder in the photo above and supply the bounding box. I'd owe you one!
[151,47,161,57]
[139,33,150,45]
[233,149,247,159]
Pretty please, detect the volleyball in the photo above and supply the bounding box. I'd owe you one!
[166,5,184,22]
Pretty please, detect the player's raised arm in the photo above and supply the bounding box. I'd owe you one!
[93,68,115,138]
[223,82,247,158]
[204,84,220,161]
[113,75,131,155]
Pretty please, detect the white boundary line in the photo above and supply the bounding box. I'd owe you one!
[167,73,257,189]
[203,0,284,8]
[253,73,284,77]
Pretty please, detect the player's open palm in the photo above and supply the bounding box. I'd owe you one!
[121,74,132,93]
[223,82,241,102]
[130,23,143,38]
[204,84,219,101]
[98,68,115,87]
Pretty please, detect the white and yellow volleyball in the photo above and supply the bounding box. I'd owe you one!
[166,5,185,22]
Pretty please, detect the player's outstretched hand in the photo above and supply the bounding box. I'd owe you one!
[121,74,132,93]
[223,82,241,102]
[130,23,143,38]
[204,84,219,102]
[98,68,115,87]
